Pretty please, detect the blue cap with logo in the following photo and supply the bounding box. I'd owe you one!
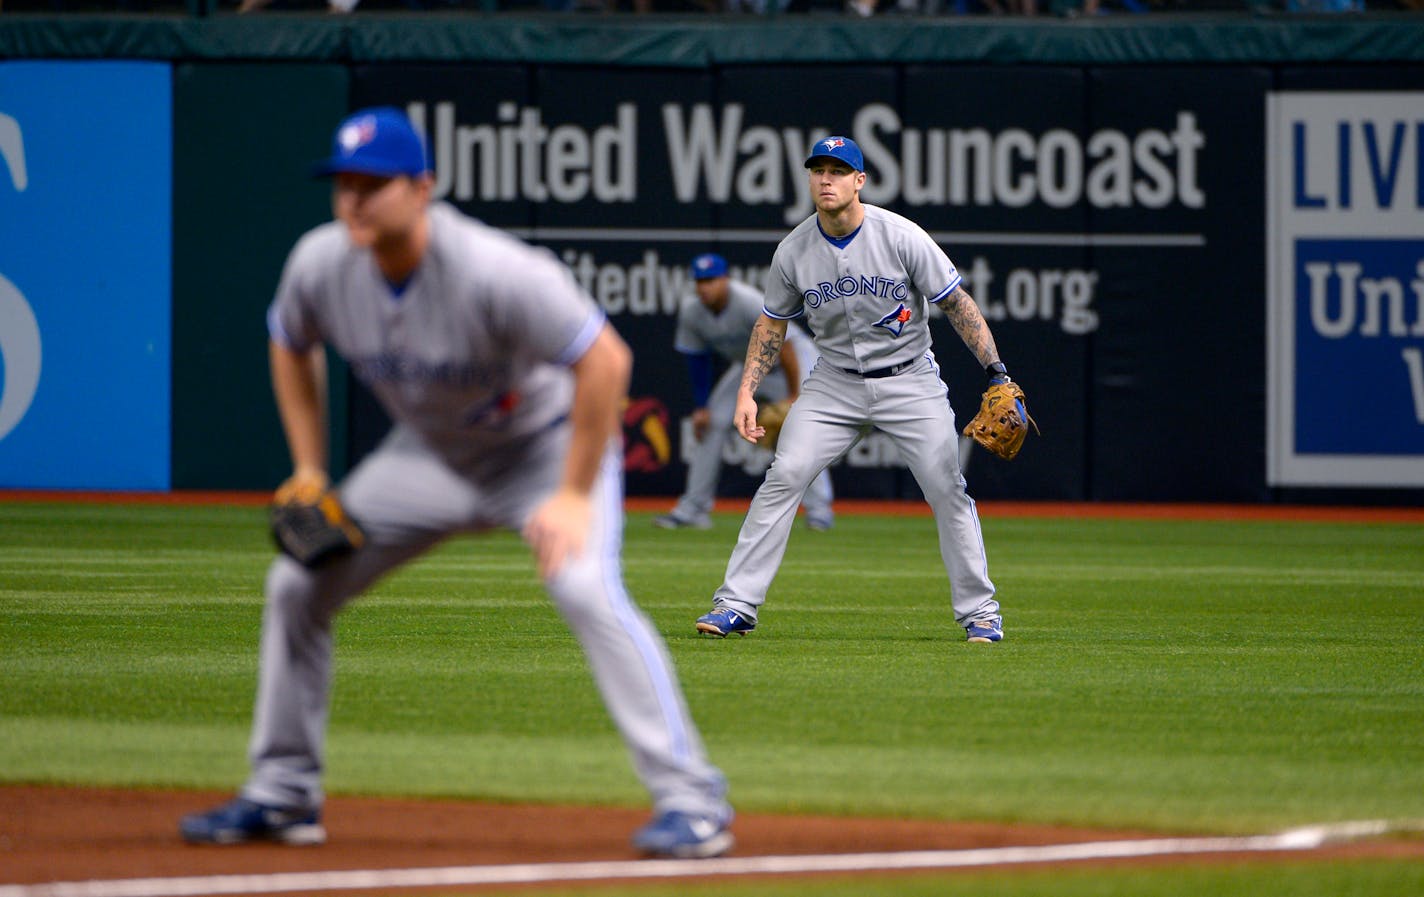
[313,107,431,178]
[691,253,729,281]
[804,135,864,173]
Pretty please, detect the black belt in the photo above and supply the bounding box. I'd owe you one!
[842,359,916,379]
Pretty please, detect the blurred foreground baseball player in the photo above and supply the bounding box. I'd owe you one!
[180,107,733,858]
[655,252,834,532]
[695,136,1024,644]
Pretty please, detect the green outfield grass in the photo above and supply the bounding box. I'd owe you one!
[2,500,1422,886]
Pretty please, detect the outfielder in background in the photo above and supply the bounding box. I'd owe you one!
[696,136,1022,645]
[179,107,735,859]
[655,252,835,532]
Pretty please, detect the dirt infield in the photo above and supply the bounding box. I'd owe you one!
[3,786,1422,895]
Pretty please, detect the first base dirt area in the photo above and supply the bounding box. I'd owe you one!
[3,786,1423,896]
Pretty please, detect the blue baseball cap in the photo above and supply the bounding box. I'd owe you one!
[805,135,864,172]
[313,107,431,178]
[691,253,728,280]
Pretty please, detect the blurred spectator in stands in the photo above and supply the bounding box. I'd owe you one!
[895,0,1119,14]
[574,0,657,10]
[1284,0,1364,9]
[239,0,357,11]
[234,0,664,10]
[878,0,1036,14]
[728,0,793,12]
[1040,1,1153,13]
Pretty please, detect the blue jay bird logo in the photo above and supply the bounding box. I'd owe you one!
[873,303,912,337]
[336,115,378,155]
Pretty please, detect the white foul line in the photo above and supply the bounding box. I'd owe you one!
[1,819,1418,897]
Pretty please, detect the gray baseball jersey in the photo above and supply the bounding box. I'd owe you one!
[709,203,998,631]
[762,204,959,374]
[268,202,602,471]
[249,201,729,822]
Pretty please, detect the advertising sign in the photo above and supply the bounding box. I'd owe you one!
[0,61,172,489]
[1086,66,1271,502]
[1267,92,1424,487]
[344,64,1272,500]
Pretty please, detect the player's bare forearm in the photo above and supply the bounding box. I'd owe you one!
[739,315,789,399]
[563,324,632,495]
[937,285,1001,369]
[269,340,328,480]
[733,316,788,443]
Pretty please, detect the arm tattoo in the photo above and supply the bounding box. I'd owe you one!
[740,318,784,396]
[937,285,1000,369]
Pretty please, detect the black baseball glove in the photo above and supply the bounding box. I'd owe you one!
[269,476,364,568]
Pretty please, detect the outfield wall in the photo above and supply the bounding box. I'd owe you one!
[0,15,1421,502]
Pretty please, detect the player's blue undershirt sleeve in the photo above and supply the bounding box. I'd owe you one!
[684,351,713,408]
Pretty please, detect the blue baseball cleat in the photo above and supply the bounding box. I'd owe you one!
[695,607,755,638]
[179,797,326,845]
[965,616,1003,643]
[632,808,734,858]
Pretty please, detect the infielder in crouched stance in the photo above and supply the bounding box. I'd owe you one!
[696,136,1012,644]
[655,252,834,532]
[181,107,733,858]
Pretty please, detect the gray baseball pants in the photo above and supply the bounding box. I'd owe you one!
[711,356,1000,627]
[241,424,729,819]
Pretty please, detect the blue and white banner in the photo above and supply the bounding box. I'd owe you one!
[1267,91,1424,487]
[0,61,172,489]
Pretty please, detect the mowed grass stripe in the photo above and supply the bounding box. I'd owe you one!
[0,502,1421,835]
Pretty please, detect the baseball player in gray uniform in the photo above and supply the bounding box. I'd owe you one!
[695,136,1008,645]
[655,252,834,532]
[179,107,733,858]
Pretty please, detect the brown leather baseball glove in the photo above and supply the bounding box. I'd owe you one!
[963,378,1038,461]
[755,398,794,451]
